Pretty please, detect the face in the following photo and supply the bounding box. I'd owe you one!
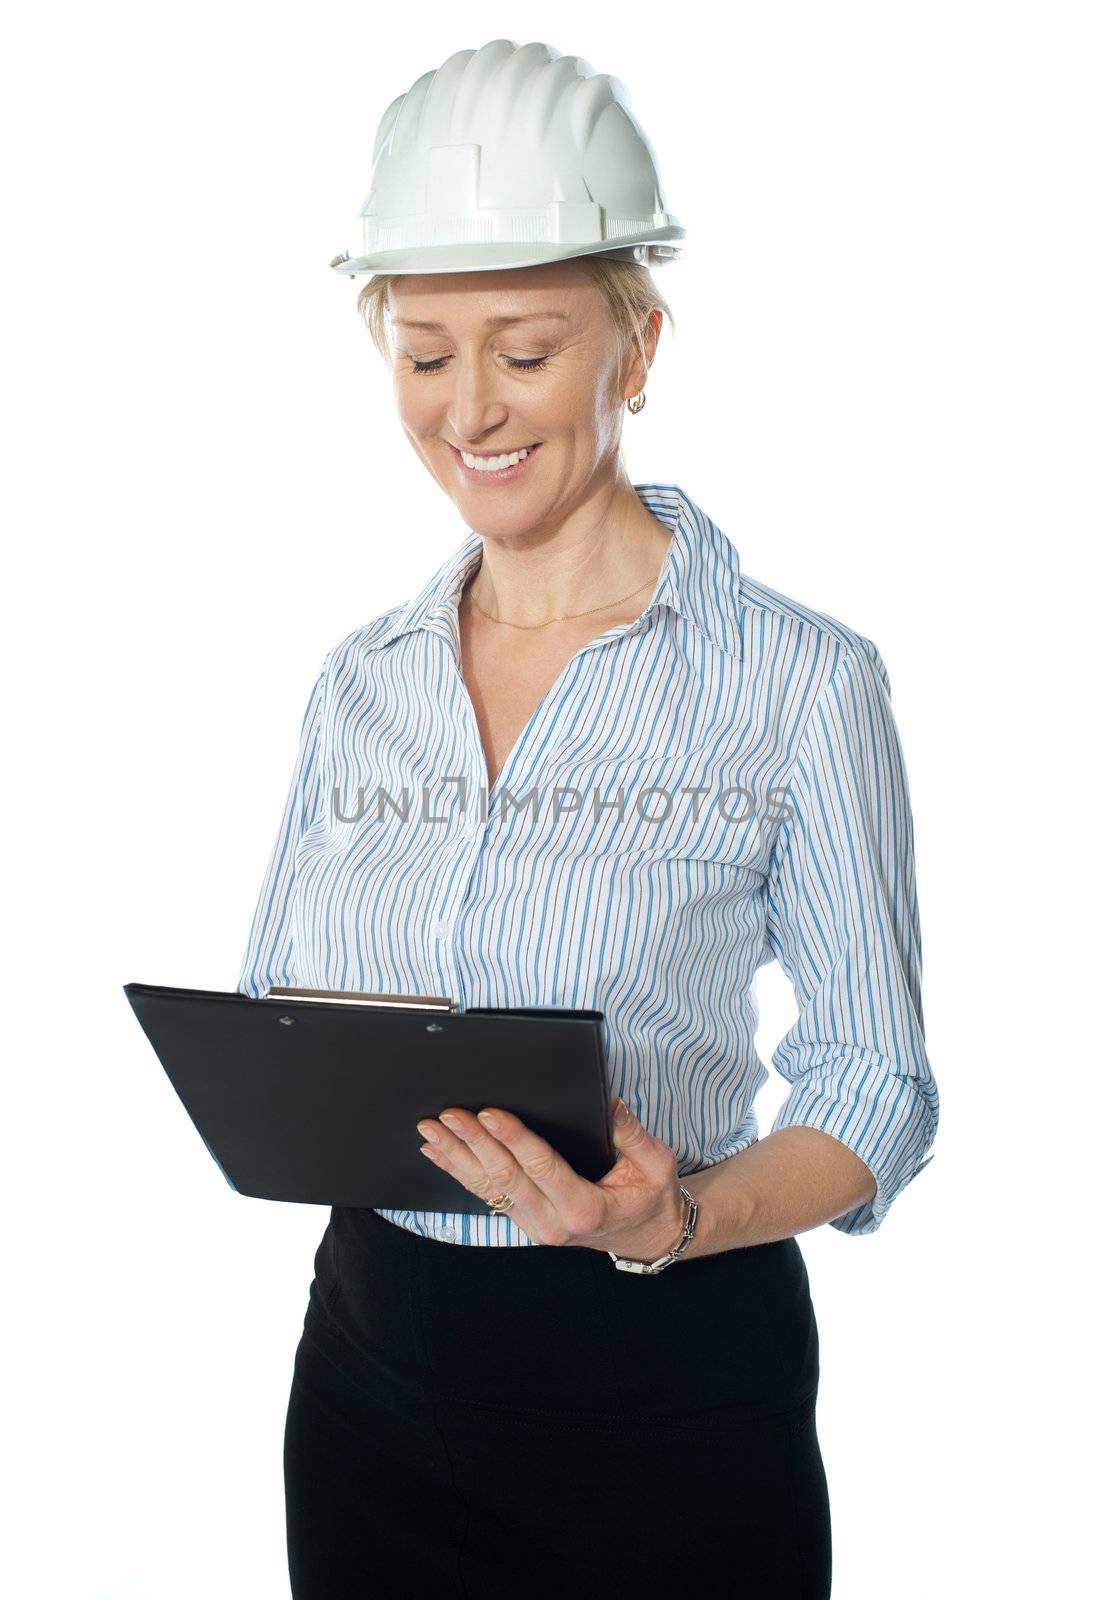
[387,262,659,537]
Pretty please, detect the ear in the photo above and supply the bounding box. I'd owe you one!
[620,310,662,406]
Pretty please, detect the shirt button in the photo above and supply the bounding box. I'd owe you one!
[434,921,450,939]
[439,1225,456,1243]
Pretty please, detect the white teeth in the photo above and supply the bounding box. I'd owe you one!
[460,446,533,471]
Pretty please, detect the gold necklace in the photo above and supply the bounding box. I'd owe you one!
[467,571,661,630]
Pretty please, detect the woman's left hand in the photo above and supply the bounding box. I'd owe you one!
[416,1097,687,1260]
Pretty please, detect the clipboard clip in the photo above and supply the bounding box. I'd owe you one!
[264,986,460,1014]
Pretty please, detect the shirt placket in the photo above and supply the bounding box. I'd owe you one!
[419,580,673,1006]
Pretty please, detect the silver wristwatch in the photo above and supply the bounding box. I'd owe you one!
[608,1184,699,1275]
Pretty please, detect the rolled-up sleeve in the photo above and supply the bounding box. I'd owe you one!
[764,637,938,1235]
[236,657,328,999]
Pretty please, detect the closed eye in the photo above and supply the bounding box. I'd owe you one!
[410,355,550,375]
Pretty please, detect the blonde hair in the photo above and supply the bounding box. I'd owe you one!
[355,255,675,393]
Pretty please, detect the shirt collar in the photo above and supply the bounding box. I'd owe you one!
[366,482,745,661]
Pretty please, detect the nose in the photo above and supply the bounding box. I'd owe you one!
[445,351,508,445]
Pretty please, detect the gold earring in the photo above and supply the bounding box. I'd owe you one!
[626,390,647,415]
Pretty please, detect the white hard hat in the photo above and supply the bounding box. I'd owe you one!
[329,38,685,278]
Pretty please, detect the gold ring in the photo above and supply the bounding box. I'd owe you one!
[486,1192,515,1213]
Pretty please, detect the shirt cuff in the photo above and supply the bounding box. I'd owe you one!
[769,1045,937,1235]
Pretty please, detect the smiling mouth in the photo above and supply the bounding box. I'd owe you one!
[449,441,542,473]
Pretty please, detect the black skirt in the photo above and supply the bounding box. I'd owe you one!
[283,1205,832,1598]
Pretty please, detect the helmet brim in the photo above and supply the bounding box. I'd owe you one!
[328,228,685,278]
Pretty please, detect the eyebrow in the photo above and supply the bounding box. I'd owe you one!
[392,312,572,332]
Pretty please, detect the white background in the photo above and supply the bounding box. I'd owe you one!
[4,3,1116,1595]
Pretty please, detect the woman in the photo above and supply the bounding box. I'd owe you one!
[237,39,938,1600]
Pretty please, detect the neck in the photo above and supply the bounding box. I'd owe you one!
[462,478,672,631]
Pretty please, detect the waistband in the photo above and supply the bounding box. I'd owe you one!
[305,1204,820,1424]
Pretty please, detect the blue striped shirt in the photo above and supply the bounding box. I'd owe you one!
[237,482,937,1245]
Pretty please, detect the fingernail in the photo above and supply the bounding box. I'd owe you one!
[613,1098,629,1124]
[478,1111,499,1129]
[438,1112,461,1132]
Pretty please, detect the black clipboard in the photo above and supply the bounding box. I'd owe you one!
[122,981,614,1209]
